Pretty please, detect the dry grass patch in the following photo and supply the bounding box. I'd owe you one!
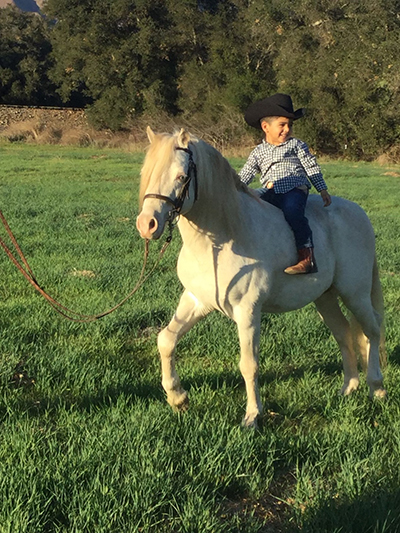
[0,106,259,153]
[376,144,400,164]
[1,119,42,142]
[69,268,96,278]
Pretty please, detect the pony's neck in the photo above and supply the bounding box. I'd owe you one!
[179,141,249,247]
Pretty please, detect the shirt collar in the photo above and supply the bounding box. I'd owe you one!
[263,137,293,147]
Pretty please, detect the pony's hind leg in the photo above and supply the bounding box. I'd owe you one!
[340,293,386,399]
[158,290,210,411]
[315,289,360,395]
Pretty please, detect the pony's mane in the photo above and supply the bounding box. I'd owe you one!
[139,129,255,208]
[196,139,254,197]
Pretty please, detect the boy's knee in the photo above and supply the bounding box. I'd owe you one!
[284,211,305,227]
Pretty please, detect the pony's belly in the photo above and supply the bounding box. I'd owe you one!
[177,242,333,315]
[261,274,332,313]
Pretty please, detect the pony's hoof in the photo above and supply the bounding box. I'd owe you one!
[241,412,260,429]
[368,379,386,400]
[340,378,359,396]
[371,388,387,400]
[167,390,189,412]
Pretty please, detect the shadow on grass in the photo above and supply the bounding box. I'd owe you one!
[300,489,400,533]
[6,335,373,422]
[7,358,342,423]
[183,370,243,392]
[77,382,166,411]
[108,308,171,336]
[9,380,165,419]
[181,355,343,391]
[388,344,400,366]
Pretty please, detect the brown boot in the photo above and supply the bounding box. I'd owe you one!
[284,247,318,275]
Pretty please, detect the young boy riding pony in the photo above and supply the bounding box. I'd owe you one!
[239,93,331,275]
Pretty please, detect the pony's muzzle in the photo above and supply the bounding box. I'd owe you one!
[136,211,160,240]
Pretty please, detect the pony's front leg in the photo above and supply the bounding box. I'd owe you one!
[235,306,263,428]
[158,290,210,411]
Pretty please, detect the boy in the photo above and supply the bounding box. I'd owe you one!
[239,93,331,275]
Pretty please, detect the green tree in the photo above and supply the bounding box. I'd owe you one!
[0,6,58,105]
[264,0,400,157]
[44,0,179,129]
[173,0,277,121]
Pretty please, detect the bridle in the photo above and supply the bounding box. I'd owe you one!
[0,146,198,322]
[142,146,198,225]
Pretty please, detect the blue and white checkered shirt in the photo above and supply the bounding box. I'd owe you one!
[239,137,327,194]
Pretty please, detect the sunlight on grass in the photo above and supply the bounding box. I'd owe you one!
[0,144,400,532]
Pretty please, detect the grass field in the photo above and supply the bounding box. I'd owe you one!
[0,143,400,533]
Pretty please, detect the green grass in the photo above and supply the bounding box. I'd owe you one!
[1,144,400,532]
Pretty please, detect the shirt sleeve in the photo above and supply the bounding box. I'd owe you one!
[239,148,260,185]
[296,140,328,192]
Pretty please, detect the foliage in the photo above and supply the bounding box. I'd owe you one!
[44,0,179,127]
[1,144,400,531]
[171,0,276,121]
[1,1,400,157]
[267,0,400,159]
[0,6,59,105]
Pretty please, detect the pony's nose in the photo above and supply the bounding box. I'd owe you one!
[136,212,159,239]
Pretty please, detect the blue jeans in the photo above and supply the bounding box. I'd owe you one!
[259,187,313,249]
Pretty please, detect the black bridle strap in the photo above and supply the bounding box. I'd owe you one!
[176,146,198,203]
[142,193,177,208]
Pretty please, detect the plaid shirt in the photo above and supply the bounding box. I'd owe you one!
[239,137,327,194]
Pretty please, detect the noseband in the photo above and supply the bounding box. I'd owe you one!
[143,146,198,222]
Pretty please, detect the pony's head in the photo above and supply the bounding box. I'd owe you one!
[137,127,254,242]
[137,127,198,240]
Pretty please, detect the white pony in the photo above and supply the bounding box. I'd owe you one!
[136,127,386,427]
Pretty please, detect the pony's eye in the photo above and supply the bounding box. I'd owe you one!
[176,174,188,183]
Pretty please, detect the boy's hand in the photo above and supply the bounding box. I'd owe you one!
[320,190,331,207]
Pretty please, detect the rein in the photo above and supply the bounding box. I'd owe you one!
[1,145,197,322]
[0,209,173,322]
[143,146,198,222]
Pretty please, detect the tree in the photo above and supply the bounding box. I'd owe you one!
[172,0,277,119]
[1,0,397,157]
[263,0,400,157]
[0,6,58,105]
[44,0,179,129]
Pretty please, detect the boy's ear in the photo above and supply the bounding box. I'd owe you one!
[261,121,269,134]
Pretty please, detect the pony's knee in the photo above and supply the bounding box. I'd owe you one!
[157,326,176,355]
[373,309,384,328]
[239,358,258,381]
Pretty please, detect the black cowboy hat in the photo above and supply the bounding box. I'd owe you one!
[244,93,305,129]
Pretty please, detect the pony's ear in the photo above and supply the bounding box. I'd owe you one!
[177,128,190,148]
[146,126,156,144]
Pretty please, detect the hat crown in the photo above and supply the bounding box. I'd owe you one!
[267,93,295,114]
[244,92,304,129]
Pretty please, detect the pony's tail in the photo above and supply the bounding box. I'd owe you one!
[351,255,387,371]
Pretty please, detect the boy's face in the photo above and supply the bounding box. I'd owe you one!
[261,116,293,145]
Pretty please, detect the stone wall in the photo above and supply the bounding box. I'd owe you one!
[0,105,88,131]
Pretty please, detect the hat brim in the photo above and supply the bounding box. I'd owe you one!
[244,101,305,129]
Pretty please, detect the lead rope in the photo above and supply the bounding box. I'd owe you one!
[0,209,173,322]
